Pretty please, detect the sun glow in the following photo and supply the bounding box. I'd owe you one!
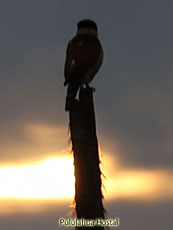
[100,153,173,201]
[0,154,173,202]
[0,158,75,199]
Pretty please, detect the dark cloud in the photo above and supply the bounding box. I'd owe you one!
[96,74,173,168]
[0,200,73,230]
[0,200,173,230]
[106,200,173,230]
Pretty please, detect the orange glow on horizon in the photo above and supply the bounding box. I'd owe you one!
[101,154,173,201]
[0,158,75,199]
[0,154,173,205]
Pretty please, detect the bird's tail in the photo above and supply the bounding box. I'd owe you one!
[66,84,79,99]
[65,84,79,111]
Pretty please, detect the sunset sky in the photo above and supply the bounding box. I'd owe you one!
[0,0,173,229]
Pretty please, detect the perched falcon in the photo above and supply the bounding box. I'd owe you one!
[64,19,103,111]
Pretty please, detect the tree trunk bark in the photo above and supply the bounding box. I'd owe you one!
[68,87,105,230]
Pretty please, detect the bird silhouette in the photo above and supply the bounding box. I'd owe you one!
[64,19,103,111]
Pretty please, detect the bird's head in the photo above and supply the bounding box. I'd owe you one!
[77,19,98,37]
